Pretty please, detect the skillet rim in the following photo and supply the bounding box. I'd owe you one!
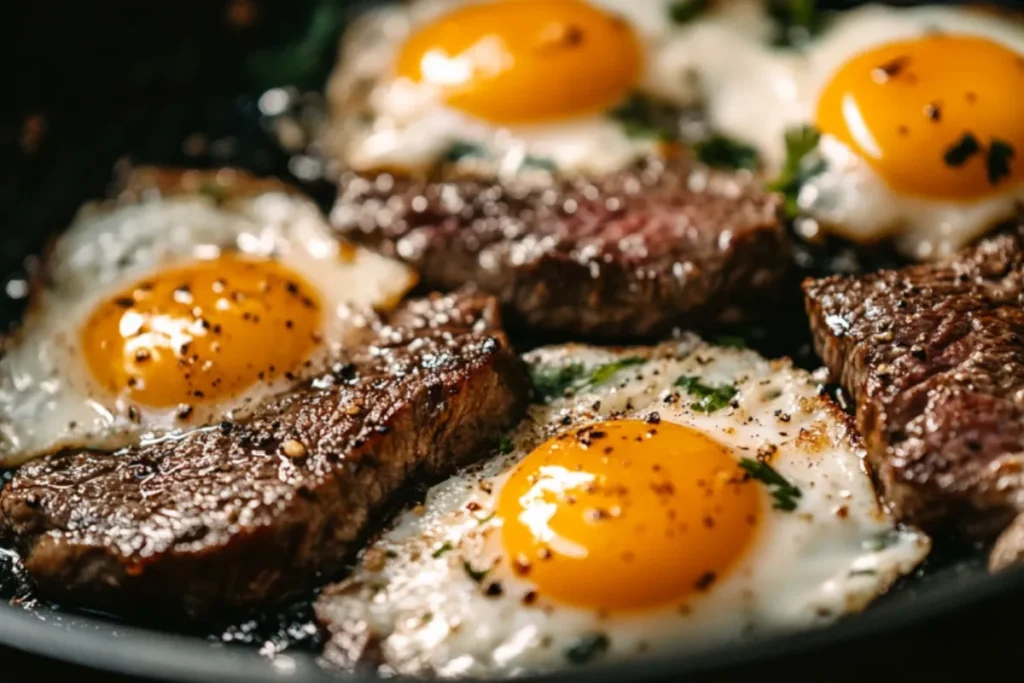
[1,562,1023,682]
[4,0,1024,679]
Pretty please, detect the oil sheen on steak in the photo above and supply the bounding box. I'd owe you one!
[0,293,530,619]
[331,157,787,337]
[803,231,1024,563]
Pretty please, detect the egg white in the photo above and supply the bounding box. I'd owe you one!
[0,186,416,466]
[660,2,1024,258]
[317,338,930,677]
[325,0,691,178]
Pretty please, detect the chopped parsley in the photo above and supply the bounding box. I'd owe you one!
[198,182,228,203]
[431,542,453,559]
[713,335,747,349]
[768,125,825,219]
[565,633,610,665]
[530,363,588,403]
[520,154,557,172]
[768,0,822,47]
[243,0,345,89]
[608,93,680,141]
[694,135,760,171]
[583,356,645,390]
[674,376,738,413]
[987,139,1015,186]
[668,0,709,24]
[476,512,496,525]
[863,529,902,552]
[739,458,802,511]
[943,132,981,167]
[848,568,878,577]
[530,357,645,403]
[444,140,487,163]
[463,560,489,583]
[497,436,515,454]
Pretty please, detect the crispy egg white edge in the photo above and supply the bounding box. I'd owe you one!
[0,191,416,466]
[325,0,703,177]
[319,337,930,677]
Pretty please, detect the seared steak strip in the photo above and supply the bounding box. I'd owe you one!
[331,157,787,337]
[0,293,530,620]
[803,232,1024,556]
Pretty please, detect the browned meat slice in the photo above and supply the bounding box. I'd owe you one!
[803,231,1024,557]
[0,293,530,620]
[331,157,787,338]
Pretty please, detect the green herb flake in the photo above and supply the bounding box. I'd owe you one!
[986,139,1015,186]
[582,357,645,390]
[769,0,822,47]
[444,140,488,163]
[497,436,515,454]
[768,125,825,219]
[520,155,557,172]
[476,512,496,525]
[243,0,345,89]
[674,376,738,413]
[431,541,453,559]
[529,363,588,403]
[565,632,610,665]
[608,93,679,141]
[668,0,709,24]
[943,132,981,167]
[863,529,902,552]
[463,560,489,583]
[198,182,228,203]
[694,135,760,171]
[739,458,802,511]
[530,357,645,403]
[848,568,878,577]
[714,335,747,349]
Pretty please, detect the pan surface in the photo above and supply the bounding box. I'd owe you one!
[3,1,1024,680]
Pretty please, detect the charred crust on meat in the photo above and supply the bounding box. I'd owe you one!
[803,231,1024,540]
[330,157,787,337]
[0,293,531,620]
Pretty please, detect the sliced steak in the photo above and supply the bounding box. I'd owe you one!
[331,157,787,338]
[0,293,530,620]
[803,231,1024,550]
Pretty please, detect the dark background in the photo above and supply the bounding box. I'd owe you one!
[1,0,1023,680]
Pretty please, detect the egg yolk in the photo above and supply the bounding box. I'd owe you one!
[81,254,322,411]
[816,35,1024,201]
[396,0,642,124]
[498,419,760,611]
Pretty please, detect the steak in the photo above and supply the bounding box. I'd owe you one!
[330,157,788,338]
[0,293,530,620]
[803,231,1024,558]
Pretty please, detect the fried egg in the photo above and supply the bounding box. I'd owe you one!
[317,339,929,677]
[659,2,1024,258]
[0,171,417,466]
[326,0,700,178]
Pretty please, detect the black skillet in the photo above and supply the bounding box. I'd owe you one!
[3,1,1024,680]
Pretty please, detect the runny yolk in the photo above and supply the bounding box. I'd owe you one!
[497,419,760,611]
[81,254,322,411]
[396,0,642,124]
[816,35,1024,201]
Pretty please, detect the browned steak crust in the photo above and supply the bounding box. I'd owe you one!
[331,157,787,337]
[803,232,1024,540]
[0,293,530,620]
